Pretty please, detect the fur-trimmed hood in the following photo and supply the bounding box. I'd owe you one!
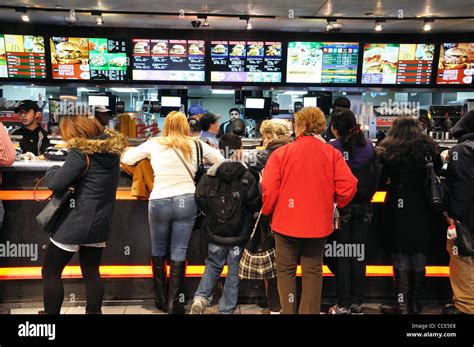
[67,130,127,156]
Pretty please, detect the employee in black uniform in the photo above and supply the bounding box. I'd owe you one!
[217,108,241,138]
[10,100,50,156]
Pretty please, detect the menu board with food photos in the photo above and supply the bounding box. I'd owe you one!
[210,41,282,83]
[132,39,205,81]
[286,42,358,84]
[50,37,127,81]
[437,43,474,85]
[0,35,46,79]
[361,43,434,85]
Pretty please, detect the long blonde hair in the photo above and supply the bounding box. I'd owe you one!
[157,111,193,161]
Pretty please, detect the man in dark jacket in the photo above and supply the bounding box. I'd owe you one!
[191,134,261,314]
[445,110,474,314]
[10,100,50,156]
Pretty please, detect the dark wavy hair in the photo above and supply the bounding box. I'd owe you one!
[331,109,366,158]
[376,116,438,166]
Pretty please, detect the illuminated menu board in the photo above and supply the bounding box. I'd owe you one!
[132,39,205,82]
[0,35,46,79]
[286,42,358,84]
[210,41,282,83]
[361,43,434,85]
[437,43,474,85]
[50,37,127,81]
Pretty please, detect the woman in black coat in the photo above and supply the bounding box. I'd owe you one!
[376,116,442,314]
[41,115,127,314]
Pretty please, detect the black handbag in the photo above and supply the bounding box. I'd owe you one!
[173,140,206,186]
[425,155,449,212]
[35,154,90,233]
[454,220,474,257]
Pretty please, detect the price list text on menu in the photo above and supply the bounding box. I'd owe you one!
[396,44,434,84]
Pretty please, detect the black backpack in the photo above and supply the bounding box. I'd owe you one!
[206,177,248,238]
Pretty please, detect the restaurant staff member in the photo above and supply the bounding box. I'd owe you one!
[218,108,241,138]
[10,100,50,156]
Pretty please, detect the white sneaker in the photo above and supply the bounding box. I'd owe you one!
[190,297,209,315]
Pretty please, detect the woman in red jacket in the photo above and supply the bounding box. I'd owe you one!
[261,107,358,314]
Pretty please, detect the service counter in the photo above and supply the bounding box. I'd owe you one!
[0,149,452,307]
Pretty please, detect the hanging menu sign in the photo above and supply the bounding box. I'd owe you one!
[0,35,46,79]
[210,41,282,83]
[132,39,205,81]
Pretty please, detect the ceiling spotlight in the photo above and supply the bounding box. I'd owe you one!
[203,17,209,27]
[21,11,30,22]
[326,18,342,32]
[65,9,77,25]
[374,20,384,31]
[15,8,30,22]
[246,18,252,30]
[423,19,434,31]
[95,14,104,25]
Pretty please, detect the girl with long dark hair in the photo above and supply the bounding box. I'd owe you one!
[328,109,377,314]
[377,116,442,314]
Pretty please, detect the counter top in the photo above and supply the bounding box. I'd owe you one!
[0,160,64,172]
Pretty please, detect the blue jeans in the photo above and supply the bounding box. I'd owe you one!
[194,243,243,314]
[148,194,197,262]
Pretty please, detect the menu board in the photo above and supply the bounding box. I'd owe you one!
[210,41,282,83]
[286,42,358,84]
[132,39,205,82]
[361,43,434,85]
[0,35,46,79]
[50,37,127,81]
[437,43,474,85]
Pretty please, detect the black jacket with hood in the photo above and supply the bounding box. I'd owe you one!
[195,160,262,246]
[447,112,474,231]
[45,131,127,244]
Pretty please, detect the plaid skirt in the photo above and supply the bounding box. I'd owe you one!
[239,247,277,280]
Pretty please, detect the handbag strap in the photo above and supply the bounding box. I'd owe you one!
[249,209,263,240]
[34,153,90,202]
[172,147,194,182]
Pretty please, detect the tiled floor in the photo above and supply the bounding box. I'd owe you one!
[2,301,444,315]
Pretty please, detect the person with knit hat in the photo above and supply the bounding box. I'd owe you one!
[444,110,474,314]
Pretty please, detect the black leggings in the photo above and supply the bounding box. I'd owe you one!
[42,242,104,314]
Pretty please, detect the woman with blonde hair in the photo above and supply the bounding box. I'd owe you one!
[122,111,223,314]
[42,114,127,314]
[261,107,358,314]
[243,119,292,314]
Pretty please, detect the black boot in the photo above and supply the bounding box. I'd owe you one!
[382,268,409,314]
[151,256,168,312]
[167,260,186,314]
[409,271,424,314]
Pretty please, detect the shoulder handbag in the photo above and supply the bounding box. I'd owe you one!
[172,140,205,185]
[35,154,90,234]
[425,155,449,213]
[239,210,277,280]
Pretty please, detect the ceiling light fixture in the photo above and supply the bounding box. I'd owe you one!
[92,11,104,25]
[374,19,384,31]
[15,8,30,22]
[246,18,252,30]
[423,18,434,31]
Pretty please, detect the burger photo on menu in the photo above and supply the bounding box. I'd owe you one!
[211,42,228,56]
[266,42,282,57]
[151,41,168,55]
[188,41,204,56]
[50,37,90,80]
[229,42,246,57]
[247,42,264,57]
[169,41,187,56]
[362,44,398,84]
[437,43,474,84]
[133,40,150,55]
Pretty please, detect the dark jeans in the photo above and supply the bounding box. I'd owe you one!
[274,232,327,314]
[334,204,372,308]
